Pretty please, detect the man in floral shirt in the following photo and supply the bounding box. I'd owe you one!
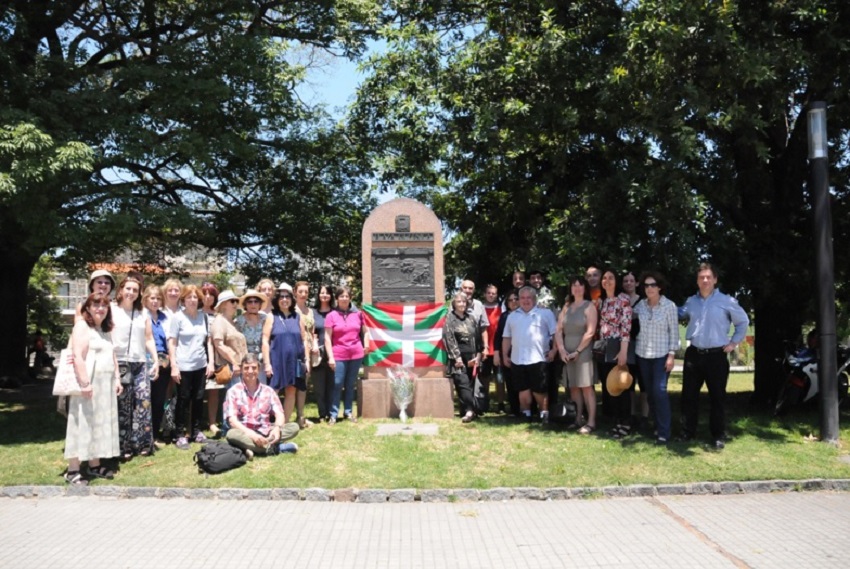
[224,354,299,458]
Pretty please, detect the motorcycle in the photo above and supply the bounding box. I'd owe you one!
[774,343,850,416]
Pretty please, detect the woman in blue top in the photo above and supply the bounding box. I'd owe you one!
[142,285,170,445]
[262,284,311,424]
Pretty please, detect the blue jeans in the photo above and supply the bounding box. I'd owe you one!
[637,355,671,440]
[331,358,362,419]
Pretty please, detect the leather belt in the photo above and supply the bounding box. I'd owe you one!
[689,346,725,355]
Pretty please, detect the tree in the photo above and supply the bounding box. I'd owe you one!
[351,1,850,402]
[618,0,850,403]
[351,1,704,294]
[0,1,379,379]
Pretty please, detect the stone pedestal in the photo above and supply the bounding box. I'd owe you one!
[359,197,455,419]
[358,377,455,419]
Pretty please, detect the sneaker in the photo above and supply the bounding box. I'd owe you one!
[328,417,336,425]
[713,439,726,450]
[244,449,254,461]
[655,437,668,446]
[193,431,208,444]
[344,412,357,423]
[540,411,549,424]
[461,411,474,423]
[209,424,221,438]
[278,442,298,454]
[175,436,190,450]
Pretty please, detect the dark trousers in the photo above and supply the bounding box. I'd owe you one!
[150,363,171,437]
[681,347,730,440]
[501,365,520,416]
[598,361,633,423]
[312,361,335,419]
[176,367,206,436]
[547,359,562,408]
[450,352,477,415]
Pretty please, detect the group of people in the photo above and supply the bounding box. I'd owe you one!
[443,264,749,449]
[61,271,372,485]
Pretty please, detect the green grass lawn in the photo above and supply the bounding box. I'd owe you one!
[2,373,849,489]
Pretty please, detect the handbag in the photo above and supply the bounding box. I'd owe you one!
[592,339,608,361]
[214,363,232,385]
[310,338,322,368]
[52,348,81,397]
[118,362,133,385]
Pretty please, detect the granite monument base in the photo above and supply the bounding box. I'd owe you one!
[358,377,455,419]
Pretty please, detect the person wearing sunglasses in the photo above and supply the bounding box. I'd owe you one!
[210,290,247,435]
[236,289,269,385]
[632,272,679,445]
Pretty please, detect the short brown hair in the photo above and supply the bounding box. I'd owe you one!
[698,262,718,278]
[81,293,114,332]
[180,284,203,303]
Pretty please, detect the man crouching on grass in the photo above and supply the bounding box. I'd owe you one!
[224,354,299,459]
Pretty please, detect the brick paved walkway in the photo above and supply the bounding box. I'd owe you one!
[1,492,847,568]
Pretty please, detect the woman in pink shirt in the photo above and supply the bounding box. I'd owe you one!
[323,286,372,425]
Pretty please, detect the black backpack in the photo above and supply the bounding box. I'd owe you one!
[193,441,247,474]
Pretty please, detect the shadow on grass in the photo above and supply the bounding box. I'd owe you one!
[0,379,67,446]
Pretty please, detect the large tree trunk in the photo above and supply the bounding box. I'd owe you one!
[751,297,804,407]
[0,248,40,383]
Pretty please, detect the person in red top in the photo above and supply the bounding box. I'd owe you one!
[224,354,299,458]
[480,284,505,413]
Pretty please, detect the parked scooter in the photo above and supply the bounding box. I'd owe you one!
[774,336,850,416]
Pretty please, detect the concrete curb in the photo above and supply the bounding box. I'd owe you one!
[2,479,849,501]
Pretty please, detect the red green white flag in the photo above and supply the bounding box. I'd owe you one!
[362,302,447,367]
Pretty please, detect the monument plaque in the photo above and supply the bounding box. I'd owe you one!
[359,198,454,419]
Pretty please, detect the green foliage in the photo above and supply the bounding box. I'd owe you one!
[0,0,381,375]
[26,256,67,349]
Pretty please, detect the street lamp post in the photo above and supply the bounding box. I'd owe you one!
[807,101,838,443]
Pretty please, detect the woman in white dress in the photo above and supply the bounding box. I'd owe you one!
[64,293,123,485]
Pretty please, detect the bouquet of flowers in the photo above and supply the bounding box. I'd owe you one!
[386,365,416,423]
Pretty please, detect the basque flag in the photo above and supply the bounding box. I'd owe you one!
[362,302,447,367]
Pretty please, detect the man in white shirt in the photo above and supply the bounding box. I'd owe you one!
[501,286,558,422]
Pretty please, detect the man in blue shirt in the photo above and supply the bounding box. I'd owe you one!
[679,263,750,449]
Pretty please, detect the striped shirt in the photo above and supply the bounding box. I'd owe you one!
[633,296,679,359]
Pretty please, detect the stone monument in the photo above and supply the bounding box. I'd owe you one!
[358,198,455,419]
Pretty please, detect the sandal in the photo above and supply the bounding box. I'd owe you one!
[64,471,88,486]
[567,422,582,431]
[87,465,115,480]
[611,424,632,440]
[578,424,595,435]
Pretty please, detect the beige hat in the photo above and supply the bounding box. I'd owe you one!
[606,365,634,397]
[239,289,268,308]
[214,290,239,310]
[88,269,116,291]
[278,282,293,293]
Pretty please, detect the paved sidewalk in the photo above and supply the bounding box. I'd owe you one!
[1,492,847,568]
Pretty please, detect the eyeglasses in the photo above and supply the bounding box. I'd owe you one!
[643,282,659,288]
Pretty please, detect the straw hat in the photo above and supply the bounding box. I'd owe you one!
[239,289,267,308]
[214,290,239,310]
[606,365,634,397]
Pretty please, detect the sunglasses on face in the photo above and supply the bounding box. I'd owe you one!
[643,282,659,288]
[245,298,261,304]
[279,295,292,300]
[508,297,518,302]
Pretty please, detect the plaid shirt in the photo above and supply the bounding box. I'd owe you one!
[633,296,679,359]
[223,381,283,437]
